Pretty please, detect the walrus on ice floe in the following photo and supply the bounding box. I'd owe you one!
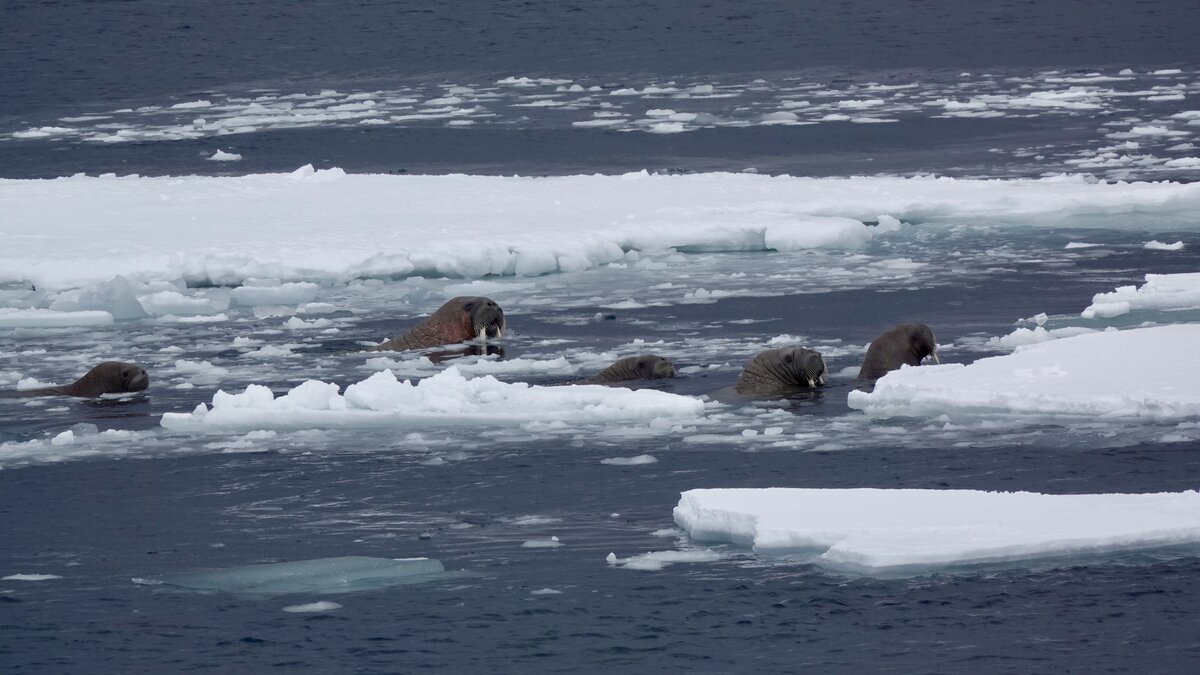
[584,354,677,384]
[733,346,827,397]
[6,362,150,398]
[370,297,506,352]
[857,323,939,381]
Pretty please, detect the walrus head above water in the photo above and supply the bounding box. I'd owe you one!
[857,323,939,381]
[585,354,677,384]
[370,296,506,352]
[734,346,827,396]
[21,361,150,398]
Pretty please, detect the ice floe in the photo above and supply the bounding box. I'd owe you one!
[137,556,447,595]
[4,170,1199,293]
[849,325,1200,421]
[1081,272,1200,319]
[160,366,708,432]
[673,488,1200,575]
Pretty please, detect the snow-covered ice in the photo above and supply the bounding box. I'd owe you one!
[848,325,1200,421]
[3,171,1199,292]
[160,366,708,432]
[673,488,1200,574]
[1081,272,1200,319]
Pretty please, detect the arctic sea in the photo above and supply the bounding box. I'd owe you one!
[2,1,1200,672]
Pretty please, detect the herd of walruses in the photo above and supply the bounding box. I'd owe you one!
[5,296,939,400]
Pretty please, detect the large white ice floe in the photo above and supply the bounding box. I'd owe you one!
[848,325,1200,421]
[135,556,447,595]
[3,170,1199,291]
[673,488,1200,575]
[1082,272,1200,319]
[160,366,708,432]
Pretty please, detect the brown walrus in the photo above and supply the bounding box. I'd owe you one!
[584,354,677,384]
[734,346,827,396]
[13,361,150,398]
[370,296,506,352]
[857,323,939,381]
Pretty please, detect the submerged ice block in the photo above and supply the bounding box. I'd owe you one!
[143,556,447,595]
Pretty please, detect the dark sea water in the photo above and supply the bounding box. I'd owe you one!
[3,2,1200,673]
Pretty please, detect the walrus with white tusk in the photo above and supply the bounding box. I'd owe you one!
[857,323,939,381]
[734,345,827,397]
[370,296,506,352]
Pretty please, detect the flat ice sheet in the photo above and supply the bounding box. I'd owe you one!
[160,366,707,432]
[138,556,446,595]
[3,170,1199,291]
[673,488,1200,574]
[848,325,1200,421]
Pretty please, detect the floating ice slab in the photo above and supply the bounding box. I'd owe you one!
[139,556,446,595]
[1082,272,1200,319]
[848,325,1200,421]
[160,366,707,432]
[673,488,1200,575]
[0,308,113,328]
[3,171,1199,291]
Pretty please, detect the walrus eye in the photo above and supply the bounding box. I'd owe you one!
[784,354,793,363]
[463,302,475,312]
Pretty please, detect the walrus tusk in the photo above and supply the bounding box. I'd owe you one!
[930,350,940,365]
[477,326,487,344]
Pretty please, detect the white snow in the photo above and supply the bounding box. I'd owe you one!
[3,171,1199,292]
[160,366,708,432]
[848,325,1200,421]
[985,325,1098,349]
[1082,272,1200,319]
[673,488,1200,574]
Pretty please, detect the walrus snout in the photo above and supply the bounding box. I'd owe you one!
[470,299,506,341]
[126,366,150,392]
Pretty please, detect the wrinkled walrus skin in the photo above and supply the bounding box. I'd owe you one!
[370,297,506,352]
[585,354,677,384]
[734,346,827,396]
[857,323,939,381]
[15,361,150,398]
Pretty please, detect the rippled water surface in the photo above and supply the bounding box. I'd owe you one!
[3,1,1200,672]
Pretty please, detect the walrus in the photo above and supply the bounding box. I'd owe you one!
[11,361,150,398]
[857,323,939,381]
[370,296,506,352]
[734,345,827,396]
[584,354,677,384]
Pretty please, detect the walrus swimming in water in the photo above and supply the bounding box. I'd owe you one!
[734,345,827,396]
[13,361,150,398]
[370,296,506,352]
[857,323,939,381]
[585,354,677,384]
